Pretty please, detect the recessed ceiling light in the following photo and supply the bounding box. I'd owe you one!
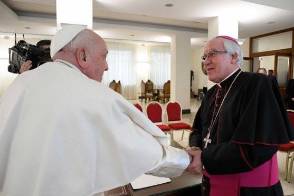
[165,3,173,7]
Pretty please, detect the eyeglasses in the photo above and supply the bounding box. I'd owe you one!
[201,50,228,61]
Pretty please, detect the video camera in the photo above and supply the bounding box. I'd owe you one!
[8,40,51,73]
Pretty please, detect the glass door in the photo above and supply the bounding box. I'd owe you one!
[275,55,291,98]
[252,55,275,74]
[276,55,290,88]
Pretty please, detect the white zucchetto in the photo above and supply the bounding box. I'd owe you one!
[50,24,86,57]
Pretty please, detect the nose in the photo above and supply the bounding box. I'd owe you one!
[203,58,210,66]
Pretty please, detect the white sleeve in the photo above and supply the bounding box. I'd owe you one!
[146,146,191,178]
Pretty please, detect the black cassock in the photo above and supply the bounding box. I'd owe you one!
[189,69,294,196]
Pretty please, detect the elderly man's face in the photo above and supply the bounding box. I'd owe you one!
[202,38,235,83]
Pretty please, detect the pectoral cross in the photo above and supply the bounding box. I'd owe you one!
[203,132,212,148]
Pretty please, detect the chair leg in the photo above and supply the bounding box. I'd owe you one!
[170,131,174,141]
[181,130,185,141]
[285,152,290,181]
[288,153,294,183]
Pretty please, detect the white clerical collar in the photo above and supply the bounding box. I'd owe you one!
[55,59,81,72]
[217,68,240,87]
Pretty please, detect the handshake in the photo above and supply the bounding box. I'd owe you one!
[186,147,203,174]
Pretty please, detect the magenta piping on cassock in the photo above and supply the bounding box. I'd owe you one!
[239,146,253,169]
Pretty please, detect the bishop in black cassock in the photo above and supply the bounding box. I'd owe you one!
[189,36,294,196]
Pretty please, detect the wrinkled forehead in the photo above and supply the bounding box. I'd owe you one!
[93,35,108,52]
[100,39,108,51]
[99,40,108,54]
[204,38,225,52]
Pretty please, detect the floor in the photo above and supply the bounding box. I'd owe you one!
[130,98,294,195]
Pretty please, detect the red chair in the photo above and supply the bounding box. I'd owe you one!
[278,110,294,182]
[133,103,143,112]
[146,102,171,133]
[166,101,191,140]
[288,110,294,125]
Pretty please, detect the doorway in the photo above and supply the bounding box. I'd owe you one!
[252,54,292,97]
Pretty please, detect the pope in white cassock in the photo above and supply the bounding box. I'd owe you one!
[0,25,195,196]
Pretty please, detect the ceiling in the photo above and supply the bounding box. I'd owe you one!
[1,0,294,46]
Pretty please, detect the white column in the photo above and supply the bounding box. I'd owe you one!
[171,32,192,113]
[208,16,238,39]
[206,16,238,88]
[56,0,93,29]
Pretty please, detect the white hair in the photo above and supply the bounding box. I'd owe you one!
[223,39,243,66]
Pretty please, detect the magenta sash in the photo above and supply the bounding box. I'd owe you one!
[203,153,279,196]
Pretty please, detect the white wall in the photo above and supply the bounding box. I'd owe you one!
[0,38,17,96]
[192,46,207,95]
[241,38,250,57]
[171,33,191,110]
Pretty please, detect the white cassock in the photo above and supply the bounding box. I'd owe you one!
[0,60,190,196]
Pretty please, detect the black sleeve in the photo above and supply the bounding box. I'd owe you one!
[189,105,203,148]
[202,143,277,174]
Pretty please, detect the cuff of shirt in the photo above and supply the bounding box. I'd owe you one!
[146,146,190,178]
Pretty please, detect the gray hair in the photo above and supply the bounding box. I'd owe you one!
[223,39,243,66]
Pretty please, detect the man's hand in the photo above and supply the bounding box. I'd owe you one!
[186,148,203,174]
[19,60,32,73]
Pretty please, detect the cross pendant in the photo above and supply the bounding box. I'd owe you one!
[203,132,212,148]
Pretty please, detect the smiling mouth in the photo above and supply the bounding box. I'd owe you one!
[206,68,214,72]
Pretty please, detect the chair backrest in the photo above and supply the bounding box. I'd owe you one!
[145,80,154,93]
[163,80,170,96]
[166,101,182,122]
[134,103,143,112]
[115,80,122,94]
[278,110,294,152]
[287,110,294,127]
[109,80,116,90]
[146,102,163,123]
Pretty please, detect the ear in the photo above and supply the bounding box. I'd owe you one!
[76,48,88,69]
[230,52,238,64]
